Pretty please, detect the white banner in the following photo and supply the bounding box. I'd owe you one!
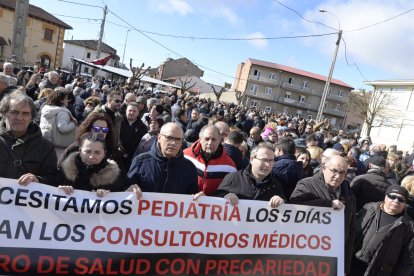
[0,177,344,275]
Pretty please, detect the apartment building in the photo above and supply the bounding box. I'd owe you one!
[232,58,353,127]
[362,80,414,152]
[0,0,72,68]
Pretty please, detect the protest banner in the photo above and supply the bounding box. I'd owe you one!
[0,177,344,275]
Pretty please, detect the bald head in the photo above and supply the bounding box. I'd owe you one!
[321,148,339,164]
[214,121,230,143]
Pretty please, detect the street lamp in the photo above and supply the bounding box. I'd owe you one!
[316,10,342,122]
[122,29,130,66]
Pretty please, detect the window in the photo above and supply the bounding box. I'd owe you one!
[328,87,333,94]
[297,110,302,116]
[44,28,53,41]
[338,90,343,97]
[299,95,305,102]
[285,92,291,99]
[288,77,294,84]
[302,81,308,89]
[250,84,258,95]
[265,106,271,113]
[283,107,289,114]
[251,100,258,107]
[84,67,89,73]
[269,72,276,79]
[253,69,261,80]
[87,52,91,58]
[335,104,341,110]
[265,87,272,94]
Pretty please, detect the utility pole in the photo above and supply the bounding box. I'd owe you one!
[316,29,342,122]
[96,5,108,59]
[11,0,29,68]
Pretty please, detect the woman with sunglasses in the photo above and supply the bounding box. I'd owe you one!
[56,132,122,196]
[58,112,124,174]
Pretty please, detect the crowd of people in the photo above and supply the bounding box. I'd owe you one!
[1,62,414,275]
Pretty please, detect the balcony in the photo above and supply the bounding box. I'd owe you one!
[327,93,347,103]
[281,82,319,96]
[278,97,313,109]
[323,107,346,117]
[248,74,278,85]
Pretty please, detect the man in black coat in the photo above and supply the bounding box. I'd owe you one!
[350,155,391,212]
[214,143,285,208]
[290,155,356,275]
[223,130,248,171]
[351,185,414,275]
[120,102,147,170]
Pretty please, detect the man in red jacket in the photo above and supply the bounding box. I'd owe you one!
[184,125,237,195]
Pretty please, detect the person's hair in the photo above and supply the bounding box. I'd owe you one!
[46,89,67,106]
[295,147,311,159]
[191,107,200,113]
[349,147,361,158]
[153,104,164,114]
[107,91,122,100]
[275,137,296,155]
[176,109,186,118]
[308,145,323,161]
[0,90,36,118]
[250,142,275,158]
[226,130,244,145]
[199,125,220,138]
[37,88,54,100]
[84,96,101,107]
[305,133,318,143]
[25,73,41,88]
[47,71,59,79]
[387,153,398,162]
[76,112,115,154]
[401,176,414,195]
[79,132,107,151]
[127,102,139,109]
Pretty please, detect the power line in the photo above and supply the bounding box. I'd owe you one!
[272,0,337,31]
[51,13,100,21]
[341,37,369,82]
[57,0,102,8]
[345,8,414,32]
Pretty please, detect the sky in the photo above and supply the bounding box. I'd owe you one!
[29,0,414,91]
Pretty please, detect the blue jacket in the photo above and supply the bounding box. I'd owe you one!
[272,154,303,200]
[127,142,199,194]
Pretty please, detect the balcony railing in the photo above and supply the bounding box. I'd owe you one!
[281,82,319,96]
[323,107,346,117]
[278,97,312,109]
[327,93,347,103]
[248,74,278,85]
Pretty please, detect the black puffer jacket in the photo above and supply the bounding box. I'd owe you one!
[350,169,391,212]
[352,202,414,276]
[214,165,285,201]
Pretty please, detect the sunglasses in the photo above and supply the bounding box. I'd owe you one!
[91,125,109,134]
[387,193,406,203]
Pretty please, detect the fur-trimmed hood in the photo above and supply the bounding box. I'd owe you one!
[61,152,120,188]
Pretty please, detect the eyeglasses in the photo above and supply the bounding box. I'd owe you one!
[254,157,275,164]
[387,193,406,203]
[160,134,183,143]
[326,167,347,176]
[91,125,109,133]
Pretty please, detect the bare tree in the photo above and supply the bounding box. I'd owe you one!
[177,77,196,96]
[129,60,151,89]
[211,85,226,102]
[346,89,401,136]
[235,90,247,105]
